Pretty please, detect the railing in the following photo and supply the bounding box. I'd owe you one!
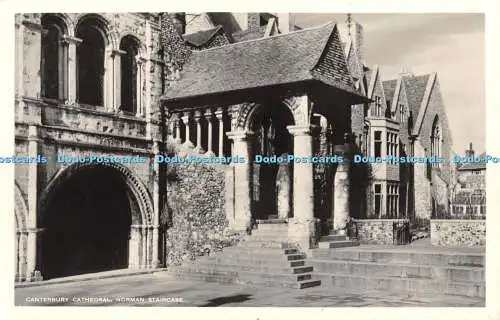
[393,220,411,245]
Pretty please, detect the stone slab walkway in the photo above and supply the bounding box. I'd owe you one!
[14,272,485,307]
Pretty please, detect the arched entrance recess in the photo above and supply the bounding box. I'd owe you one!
[248,104,294,220]
[39,162,154,280]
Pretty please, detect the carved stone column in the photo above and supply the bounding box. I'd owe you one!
[26,125,43,281]
[287,125,318,250]
[135,55,146,117]
[204,109,215,156]
[128,225,141,269]
[215,108,224,157]
[226,130,254,231]
[172,113,182,144]
[181,112,194,149]
[193,111,205,154]
[151,141,161,268]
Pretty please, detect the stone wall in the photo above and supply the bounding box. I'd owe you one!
[165,162,244,266]
[351,219,410,245]
[431,220,486,247]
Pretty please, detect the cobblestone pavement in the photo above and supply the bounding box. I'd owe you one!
[15,273,485,307]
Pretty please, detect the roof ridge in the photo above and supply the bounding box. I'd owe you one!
[191,21,337,54]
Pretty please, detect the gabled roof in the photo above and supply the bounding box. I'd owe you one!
[183,26,225,48]
[383,79,398,108]
[401,74,430,120]
[164,22,363,102]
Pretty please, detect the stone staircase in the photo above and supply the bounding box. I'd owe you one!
[317,233,360,249]
[309,246,485,298]
[167,220,321,289]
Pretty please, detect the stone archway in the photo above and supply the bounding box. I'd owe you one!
[38,163,154,280]
[246,104,294,220]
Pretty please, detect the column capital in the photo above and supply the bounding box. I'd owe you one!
[226,130,254,142]
[135,55,147,64]
[214,107,225,119]
[180,112,191,123]
[107,49,127,57]
[287,125,319,136]
[193,110,203,120]
[204,108,214,119]
[60,35,83,46]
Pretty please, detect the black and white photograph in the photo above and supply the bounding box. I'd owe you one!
[3,3,498,318]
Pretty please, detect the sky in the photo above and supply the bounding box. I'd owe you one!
[294,13,485,155]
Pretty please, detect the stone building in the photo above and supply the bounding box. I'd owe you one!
[14,12,453,282]
[450,143,486,217]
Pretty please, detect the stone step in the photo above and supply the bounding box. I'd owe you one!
[309,260,484,282]
[314,273,485,298]
[318,240,360,249]
[251,228,288,235]
[170,271,321,289]
[170,266,318,286]
[310,250,485,267]
[182,266,313,282]
[193,261,314,274]
[256,218,287,225]
[319,234,349,242]
[248,235,291,242]
[224,246,299,255]
[204,251,307,261]
[200,255,307,267]
[237,241,296,250]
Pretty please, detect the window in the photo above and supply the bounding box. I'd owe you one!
[399,104,405,123]
[386,184,399,217]
[120,36,140,114]
[430,116,442,168]
[373,96,383,117]
[76,17,107,106]
[386,132,399,158]
[374,184,382,217]
[41,15,67,100]
[374,131,382,157]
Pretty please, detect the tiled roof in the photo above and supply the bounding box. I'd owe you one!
[401,74,430,118]
[383,79,398,107]
[231,26,267,42]
[457,152,487,171]
[183,26,225,47]
[164,22,361,102]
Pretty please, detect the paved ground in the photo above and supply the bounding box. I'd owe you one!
[15,272,485,307]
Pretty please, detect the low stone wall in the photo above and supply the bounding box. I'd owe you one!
[351,219,410,245]
[165,160,245,267]
[431,220,486,247]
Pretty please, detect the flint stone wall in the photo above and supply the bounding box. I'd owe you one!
[431,219,486,247]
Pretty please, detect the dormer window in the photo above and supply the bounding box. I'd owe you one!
[372,96,382,117]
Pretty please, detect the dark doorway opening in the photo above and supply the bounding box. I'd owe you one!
[40,166,133,280]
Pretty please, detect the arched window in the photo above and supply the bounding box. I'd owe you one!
[76,17,107,107]
[119,36,140,114]
[431,116,442,167]
[41,15,67,100]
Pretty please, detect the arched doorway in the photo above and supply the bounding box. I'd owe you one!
[249,104,294,220]
[39,164,151,280]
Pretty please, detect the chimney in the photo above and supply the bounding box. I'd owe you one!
[339,14,365,66]
[247,13,260,31]
[276,13,293,33]
[465,143,475,157]
[170,12,186,35]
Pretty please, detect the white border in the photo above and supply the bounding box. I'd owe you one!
[1,1,498,320]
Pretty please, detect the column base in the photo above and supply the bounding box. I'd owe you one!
[193,146,205,154]
[182,141,195,149]
[287,218,319,250]
[204,150,216,157]
[26,270,43,282]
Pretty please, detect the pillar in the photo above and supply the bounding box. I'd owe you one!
[26,125,42,281]
[276,162,292,219]
[181,112,194,148]
[135,56,146,117]
[62,36,82,105]
[128,226,141,269]
[226,130,253,231]
[204,109,215,156]
[333,157,350,235]
[215,108,224,157]
[193,111,205,153]
[15,22,25,119]
[141,226,148,269]
[151,141,161,268]
[173,113,182,144]
[287,125,318,250]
